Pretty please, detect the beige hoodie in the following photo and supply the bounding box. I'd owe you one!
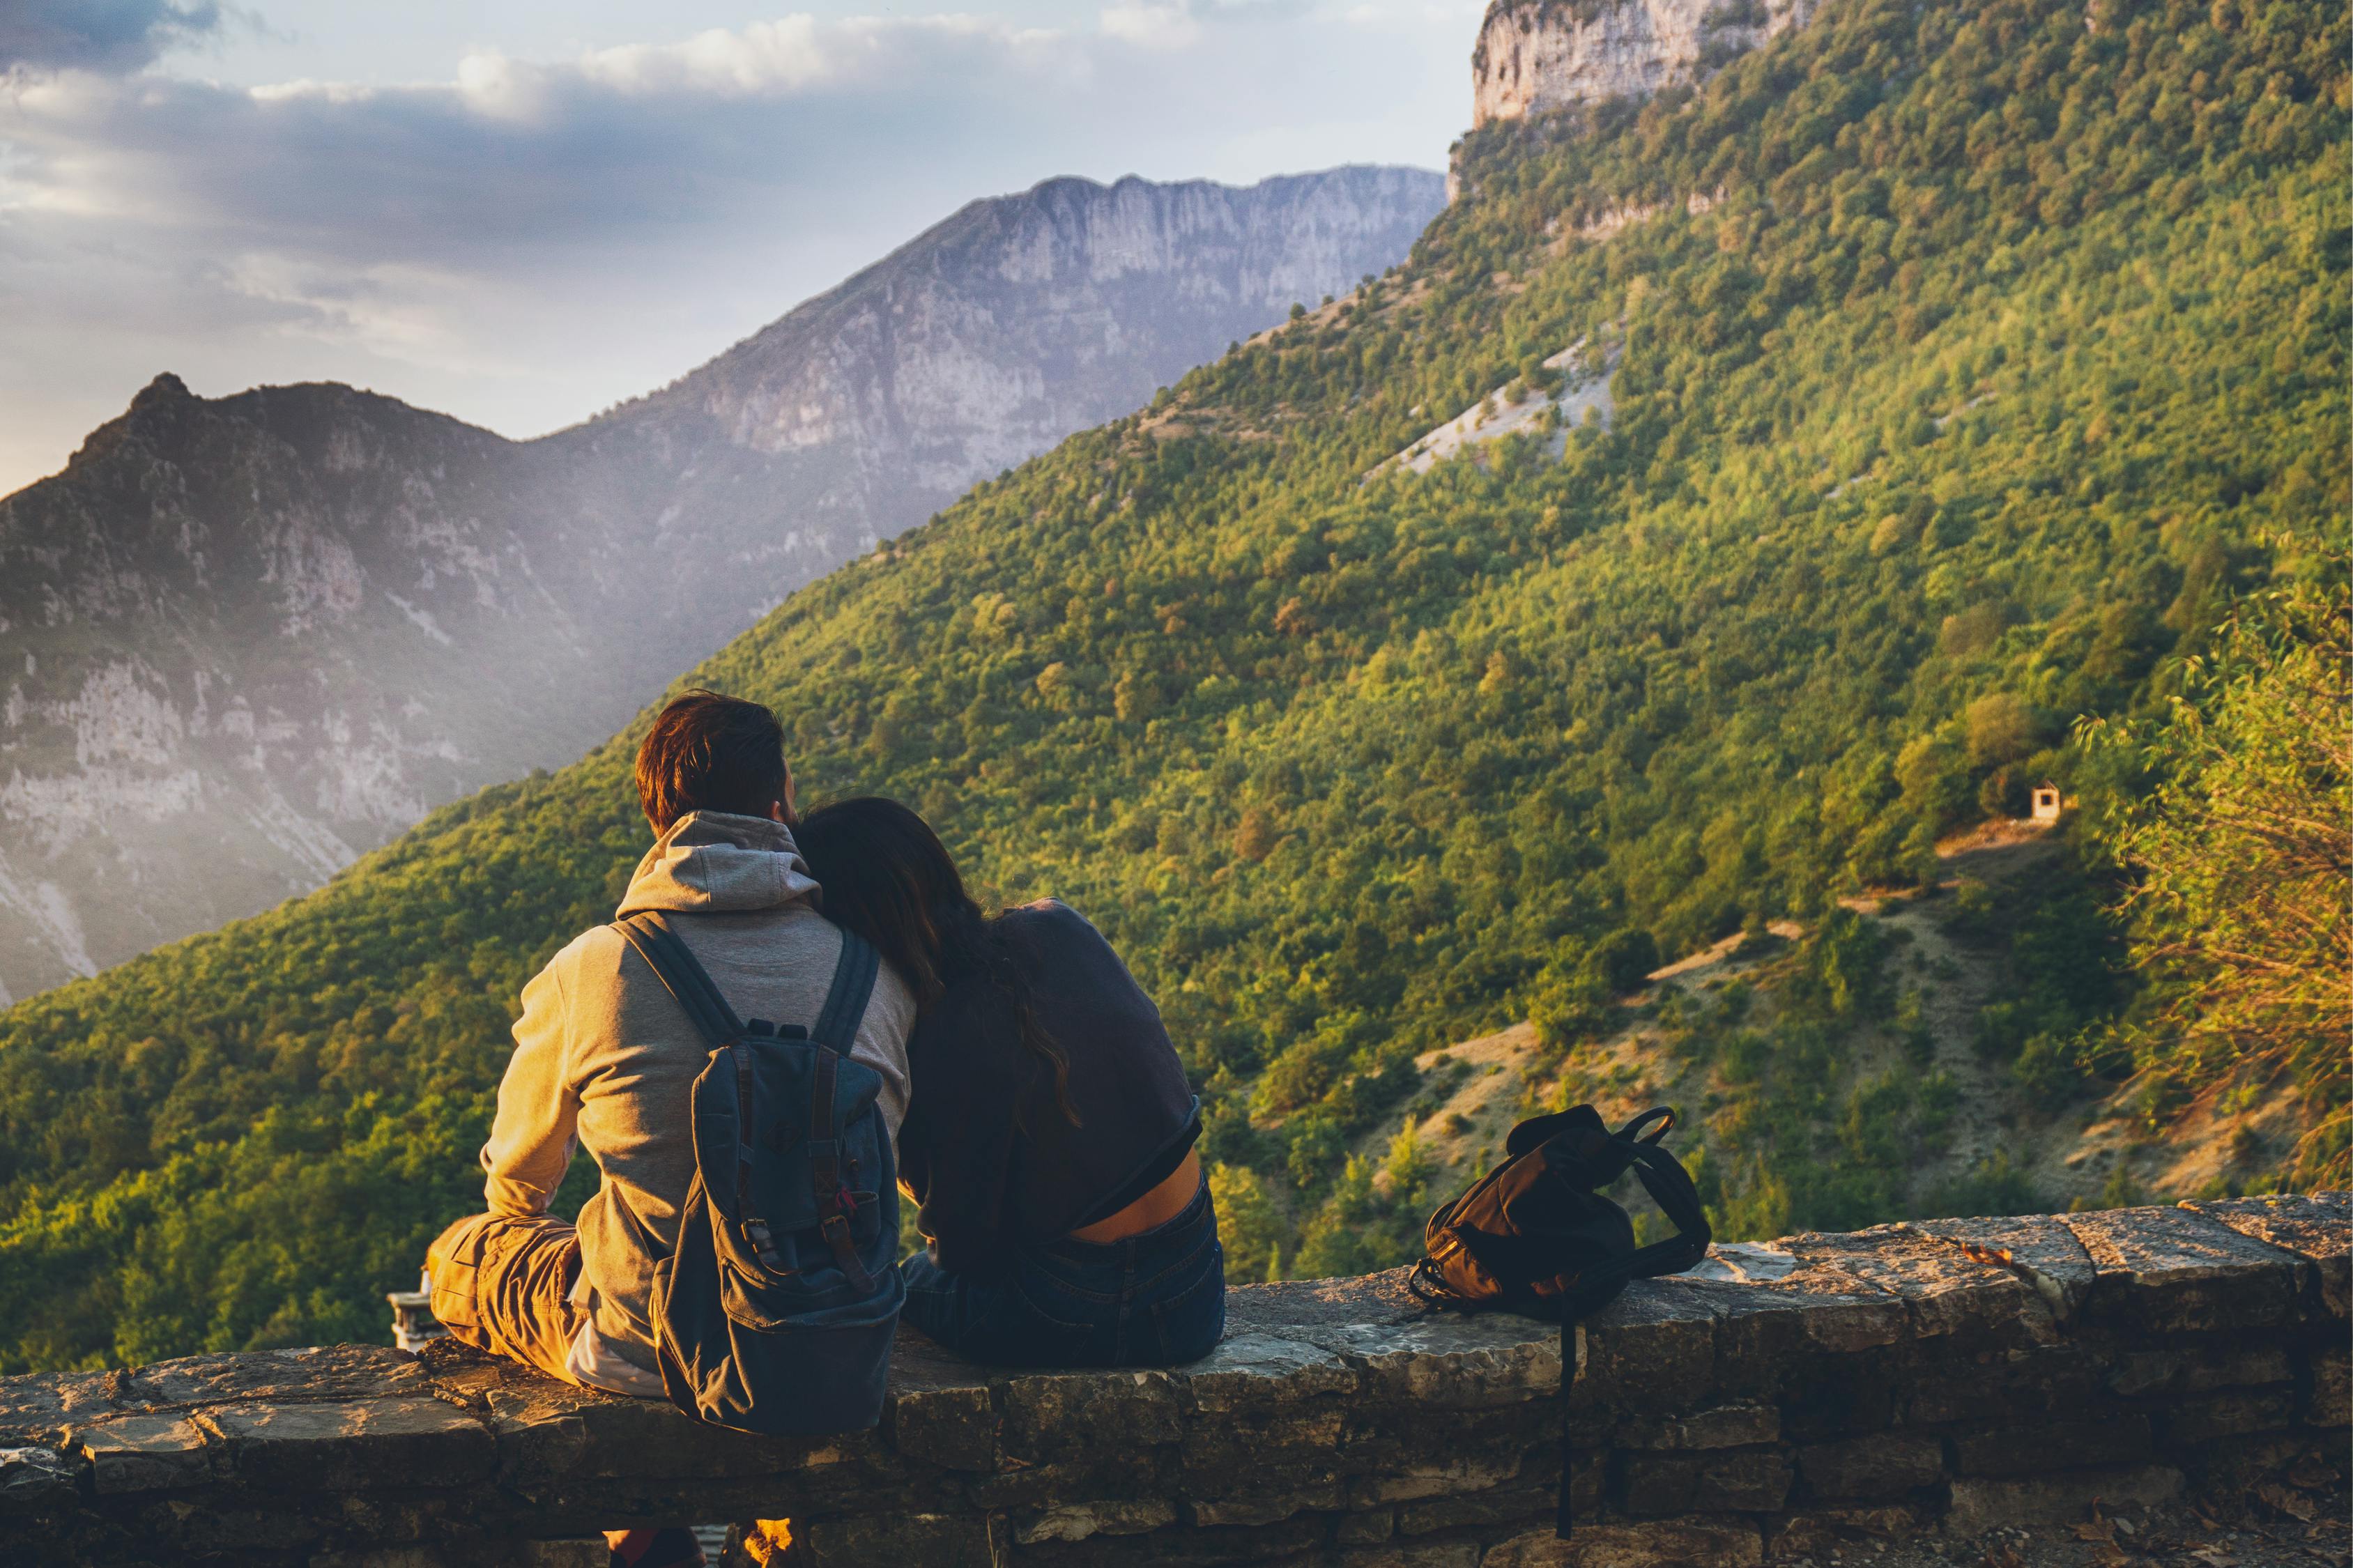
[481,810,915,1373]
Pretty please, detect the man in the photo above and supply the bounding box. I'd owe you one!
[425,688,914,1401]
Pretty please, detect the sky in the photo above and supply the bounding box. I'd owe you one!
[0,0,1475,496]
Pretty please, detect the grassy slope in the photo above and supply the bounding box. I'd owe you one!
[0,0,2342,1369]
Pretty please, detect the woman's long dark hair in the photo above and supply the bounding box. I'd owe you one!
[795,797,1078,1124]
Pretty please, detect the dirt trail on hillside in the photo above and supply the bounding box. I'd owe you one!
[1370,820,2292,1212]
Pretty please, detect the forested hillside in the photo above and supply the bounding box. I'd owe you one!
[0,0,2342,1371]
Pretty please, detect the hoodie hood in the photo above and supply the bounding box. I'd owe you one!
[615,810,823,917]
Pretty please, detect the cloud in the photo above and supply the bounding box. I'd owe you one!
[1,15,1095,261]
[1101,1,1204,48]
[0,0,222,76]
[0,6,1464,493]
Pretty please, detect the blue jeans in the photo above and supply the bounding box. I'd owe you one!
[899,1178,1225,1367]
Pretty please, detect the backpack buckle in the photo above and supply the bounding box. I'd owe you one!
[744,1217,787,1273]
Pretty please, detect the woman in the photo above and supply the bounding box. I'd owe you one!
[792,797,1222,1367]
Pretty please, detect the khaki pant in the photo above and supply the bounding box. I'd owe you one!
[424,1211,588,1385]
[429,1215,707,1562]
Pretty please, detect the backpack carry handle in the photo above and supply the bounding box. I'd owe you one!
[1617,1107,1675,1145]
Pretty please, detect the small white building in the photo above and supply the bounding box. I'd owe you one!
[2030,783,2062,824]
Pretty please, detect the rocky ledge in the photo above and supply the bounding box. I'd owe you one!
[1,1196,2344,1567]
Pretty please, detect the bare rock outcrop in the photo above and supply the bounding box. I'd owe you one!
[1470,0,1818,130]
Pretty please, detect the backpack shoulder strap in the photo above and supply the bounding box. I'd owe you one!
[613,912,744,1048]
[808,927,880,1054]
[1619,1141,1713,1280]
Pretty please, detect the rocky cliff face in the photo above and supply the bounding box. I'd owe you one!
[1470,0,1817,129]
[0,166,1445,1002]
[567,167,1448,642]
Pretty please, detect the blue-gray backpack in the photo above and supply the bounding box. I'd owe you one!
[611,911,903,1436]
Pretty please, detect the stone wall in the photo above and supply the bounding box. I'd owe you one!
[2,1196,2343,1567]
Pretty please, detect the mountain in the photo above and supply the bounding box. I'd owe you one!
[0,166,1446,1004]
[0,0,2340,1370]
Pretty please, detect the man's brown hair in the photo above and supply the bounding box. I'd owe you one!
[634,689,790,834]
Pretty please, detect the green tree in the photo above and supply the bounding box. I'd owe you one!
[2090,577,2350,1186]
[1208,1162,1287,1282]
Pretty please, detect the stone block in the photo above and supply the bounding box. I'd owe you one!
[2308,1346,2349,1427]
[1183,1333,1360,1414]
[1909,1346,2106,1426]
[1944,1463,2184,1535]
[2179,1344,2296,1394]
[1799,1226,2053,1345]
[1399,1479,1584,1537]
[1015,1514,1325,1567]
[1310,1318,1565,1411]
[1335,1508,1397,1544]
[2106,1350,2184,1397]
[1483,1517,1763,1568]
[130,1344,429,1408]
[1340,1541,1480,1567]
[1002,1368,1183,1459]
[1188,1483,1346,1526]
[1348,1450,1526,1507]
[889,1383,995,1470]
[2163,1388,2296,1443]
[200,1398,496,1491]
[1715,1276,1908,1362]
[71,1415,217,1494]
[1906,1215,2097,1323]
[967,1451,1162,1509]
[0,1447,78,1514]
[1015,1497,1179,1543]
[795,1511,994,1568]
[149,1499,330,1554]
[484,1378,861,1486]
[1795,1433,1942,1499]
[1178,1405,1355,1495]
[1574,1282,1718,1417]
[519,1545,611,1568]
[1777,1355,1901,1441]
[1950,1415,2151,1475]
[486,1395,592,1486]
[0,1371,122,1449]
[1705,1267,1904,1419]
[2184,1431,2315,1490]
[2062,1206,2303,1332]
[2180,1193,2350,1319]
[1767,1505,1918,1560]
[308,1550,473,1568]
[1617,1404,1777,1450]
[1619,1447,1792,1514]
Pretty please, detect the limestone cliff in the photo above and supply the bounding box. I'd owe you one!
[1470,0,1817,130]
[0,166,1445,1002]
[560,167,1449,647]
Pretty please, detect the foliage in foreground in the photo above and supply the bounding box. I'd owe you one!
[2085,577,2352,1187]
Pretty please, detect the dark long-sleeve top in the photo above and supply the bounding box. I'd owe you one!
[897,900,1200,1275]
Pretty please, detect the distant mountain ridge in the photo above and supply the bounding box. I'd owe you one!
[0,165,1446,1001]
